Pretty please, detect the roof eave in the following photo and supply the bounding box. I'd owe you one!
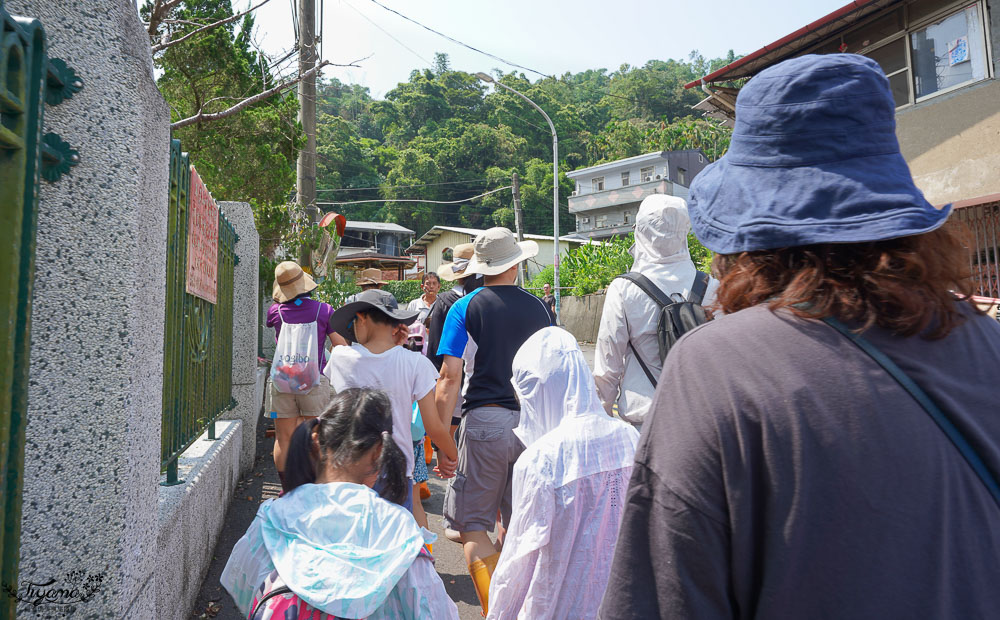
[683,0,894,89]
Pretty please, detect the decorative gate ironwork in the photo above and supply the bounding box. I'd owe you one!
[161,138,238,485]
[954,199,1000,299]
[0,2,80,614]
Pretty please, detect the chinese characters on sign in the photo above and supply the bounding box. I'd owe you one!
[186,166,219,303]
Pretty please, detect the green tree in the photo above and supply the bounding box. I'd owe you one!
[144,0,301,205]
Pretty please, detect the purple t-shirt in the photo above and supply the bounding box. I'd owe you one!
[266,297,336,371]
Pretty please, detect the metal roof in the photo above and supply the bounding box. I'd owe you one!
[405,225,590,254]
[344,221,415,235]
[565,150,707,179]
[684,0,899,89]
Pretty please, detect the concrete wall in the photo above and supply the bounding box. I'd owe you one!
[895,0,1000,205]
[897,78,1000,204]
[156,421,242,620]
[10,0,170,616]
[559,293,607,343]
[219,202,261,475]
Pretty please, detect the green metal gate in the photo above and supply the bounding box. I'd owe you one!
[161,138,238,485]
[0,2,80,615]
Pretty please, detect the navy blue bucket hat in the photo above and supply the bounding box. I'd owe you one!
[688,54,950,254]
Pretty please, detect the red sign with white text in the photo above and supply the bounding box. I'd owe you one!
[186,166,219,303]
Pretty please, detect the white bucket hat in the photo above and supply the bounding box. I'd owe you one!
[437,243,476,281]
[466,227,539,276]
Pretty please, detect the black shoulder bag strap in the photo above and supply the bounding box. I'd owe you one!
[250,585,293,618]
[823,316,1000,510]
[615,272,672,387]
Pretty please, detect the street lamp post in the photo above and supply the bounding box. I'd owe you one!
[476,72,561,320]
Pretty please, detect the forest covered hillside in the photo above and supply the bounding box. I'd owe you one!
[312,52,736,238]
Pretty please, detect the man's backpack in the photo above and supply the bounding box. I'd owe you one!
[614,271,710,387]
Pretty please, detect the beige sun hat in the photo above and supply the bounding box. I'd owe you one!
[272,261,318,303]
[437,243,476,281]
[355,267,386,286]
[466,227,539,277]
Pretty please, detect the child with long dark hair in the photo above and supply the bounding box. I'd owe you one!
[221,388,458,619]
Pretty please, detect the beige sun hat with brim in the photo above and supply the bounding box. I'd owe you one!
[437,243,477,281]
[272,261,318,303]
[355,267,387,286]
[465,227,539,277]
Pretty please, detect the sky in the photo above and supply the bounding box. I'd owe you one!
[245,0,850,99]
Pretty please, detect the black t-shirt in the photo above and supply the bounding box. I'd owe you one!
[438,284,555,412]
[599,305,1000,619]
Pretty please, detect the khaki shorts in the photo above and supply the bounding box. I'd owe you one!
[443,406,524,533]
[265,375,332,419]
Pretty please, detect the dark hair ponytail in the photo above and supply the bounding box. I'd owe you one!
[282,388,410,505]
[375,428,409,506]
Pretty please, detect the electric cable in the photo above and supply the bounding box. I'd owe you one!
[366,0,551,78]
[318,186,512,206]
[316,179,490,192]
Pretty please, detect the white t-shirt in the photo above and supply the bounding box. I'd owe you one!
[406,295,434,323]
[324,343,438,477]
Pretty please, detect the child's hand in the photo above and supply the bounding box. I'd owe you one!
[434,452,458,478]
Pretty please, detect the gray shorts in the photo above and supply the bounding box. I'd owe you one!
[443,406,525,533]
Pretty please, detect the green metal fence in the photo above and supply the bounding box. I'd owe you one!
[161,138,238,485]
[1,2,80,614]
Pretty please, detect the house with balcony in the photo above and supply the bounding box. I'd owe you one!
[566,150,710,240]
[689,0,1000,298]
[335,221,416,280]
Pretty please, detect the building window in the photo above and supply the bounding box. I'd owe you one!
[818,1,991,109]
[621,171,630,186]
[596,214,608,228]
[640,166,654,182]
[623,211,631,224]
[592,177,605,192]
[911,4,988,100]
[442,247,453,263]
[677,167,688,186]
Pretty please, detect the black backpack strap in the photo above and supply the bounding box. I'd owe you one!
[617,273,665,388]
[823,316,1000,510]
[628,340,658,388]
[688,271,709,305]
[616,272,672,308]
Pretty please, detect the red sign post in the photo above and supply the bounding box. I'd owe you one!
[186,166,219,303]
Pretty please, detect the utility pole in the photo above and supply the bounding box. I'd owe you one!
[512,172,527,286]
[296,0,317,269]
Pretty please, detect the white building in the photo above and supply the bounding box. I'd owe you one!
[405,225,592,279]
[566,150,709,240]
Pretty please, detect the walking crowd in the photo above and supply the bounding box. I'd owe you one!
[221,55,1000,619]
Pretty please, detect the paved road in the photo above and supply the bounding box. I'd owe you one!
[193,341,598,620]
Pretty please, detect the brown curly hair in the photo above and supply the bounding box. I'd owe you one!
[711,222,982,339]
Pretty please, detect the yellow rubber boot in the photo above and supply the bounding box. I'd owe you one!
[468,552,500,616]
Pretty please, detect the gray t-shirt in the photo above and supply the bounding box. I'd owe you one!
[600,304,1000,619]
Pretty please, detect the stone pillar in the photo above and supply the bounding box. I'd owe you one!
[219,202,260,474]
[8,1,169,617]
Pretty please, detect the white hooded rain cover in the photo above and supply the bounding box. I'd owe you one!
[488,327,639,619]
[593,194,718,425]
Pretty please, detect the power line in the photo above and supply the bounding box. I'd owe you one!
[343,0,433,67]
[319,186,512,206]
[316,179,490,192]
[366,0,551,78]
